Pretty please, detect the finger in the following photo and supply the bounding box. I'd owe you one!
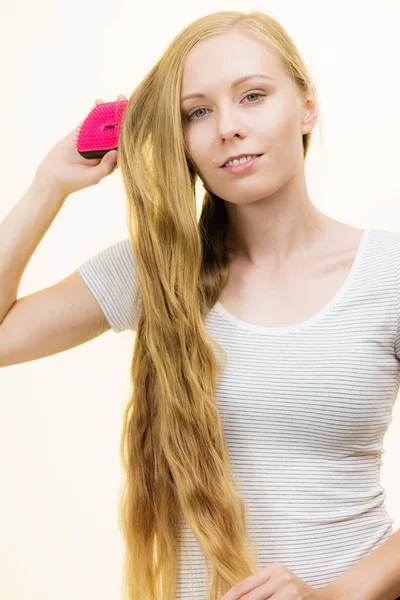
[95,96,126,106]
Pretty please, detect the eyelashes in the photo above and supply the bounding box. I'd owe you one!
[186,92,267,123]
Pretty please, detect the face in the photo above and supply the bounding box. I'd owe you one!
[180,30,317,206]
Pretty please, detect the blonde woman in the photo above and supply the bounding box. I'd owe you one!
[1,10,400,600]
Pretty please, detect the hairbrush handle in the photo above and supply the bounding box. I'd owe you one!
[75,100,128,160]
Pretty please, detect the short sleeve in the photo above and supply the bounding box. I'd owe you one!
[391,230,400,360]
[396,254,400,360]
[77,238,140,333]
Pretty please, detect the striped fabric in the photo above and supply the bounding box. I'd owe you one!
[78,228,400,599]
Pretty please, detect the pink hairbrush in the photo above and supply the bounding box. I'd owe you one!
[75,100,128,159]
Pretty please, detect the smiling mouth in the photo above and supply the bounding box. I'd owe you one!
[220,153,264,168]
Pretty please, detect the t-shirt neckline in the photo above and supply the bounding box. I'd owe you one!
[213,228,373,335]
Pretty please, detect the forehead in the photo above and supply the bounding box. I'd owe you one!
[180,31,283,97]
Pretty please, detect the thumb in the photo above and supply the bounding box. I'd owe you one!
[103,150,118,173]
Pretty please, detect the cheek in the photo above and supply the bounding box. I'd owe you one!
[186,137,212,170]
[271,114,301,156]
[266,96,296,133]
[183,132,201,167]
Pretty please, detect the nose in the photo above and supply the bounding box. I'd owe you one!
[216,113,245,144]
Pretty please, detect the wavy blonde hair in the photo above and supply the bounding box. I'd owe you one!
[117,10,322,600]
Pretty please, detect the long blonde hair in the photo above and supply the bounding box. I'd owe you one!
[117,10,322,599]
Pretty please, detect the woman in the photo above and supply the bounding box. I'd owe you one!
[78,11,400,599]
[2,9,399,600]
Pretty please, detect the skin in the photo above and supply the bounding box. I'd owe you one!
[180,30,343,273]
[95,94,127,105]
[219,562,333,600]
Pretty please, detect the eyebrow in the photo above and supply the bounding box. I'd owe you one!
[180,74,273,103]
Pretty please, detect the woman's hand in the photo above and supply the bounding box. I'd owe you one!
[34,94,128,197]
[220,563,332,600]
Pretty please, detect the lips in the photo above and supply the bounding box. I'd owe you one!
[221,153,263,168]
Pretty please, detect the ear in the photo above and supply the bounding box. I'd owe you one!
[301,95,319,135]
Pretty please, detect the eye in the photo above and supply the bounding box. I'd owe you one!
[186,92,267,122]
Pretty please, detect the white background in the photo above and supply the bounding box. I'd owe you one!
[0,0,399,598]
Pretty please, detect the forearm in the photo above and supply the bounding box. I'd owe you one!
[323,528,400,600]
[0,176,68,323]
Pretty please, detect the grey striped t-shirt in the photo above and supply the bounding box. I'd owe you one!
[77,228,400,598]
